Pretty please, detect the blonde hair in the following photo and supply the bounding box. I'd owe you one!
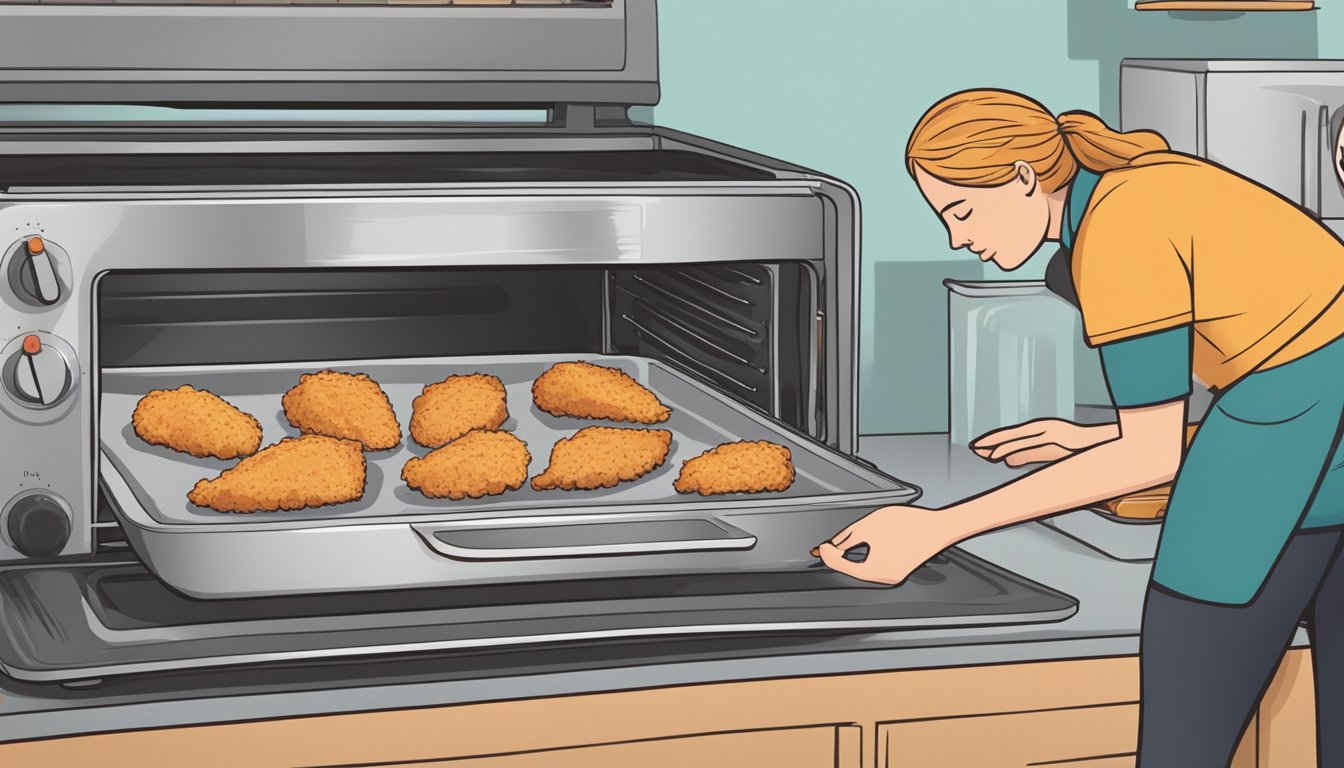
[905,89,1169,192]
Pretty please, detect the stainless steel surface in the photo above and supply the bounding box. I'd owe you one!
[1038,510,1161,564]
[99,354,917,597]
[0,547,1075,683]
[0,0,657,106]
[1120,58,1344,222]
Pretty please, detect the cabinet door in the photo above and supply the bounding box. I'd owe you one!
[880,705,1260,768]
[1257,649,1317,767]
[881,704,1138,768]
[368,725,862,768]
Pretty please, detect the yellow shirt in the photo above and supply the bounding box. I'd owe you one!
[1072,152,1344,391]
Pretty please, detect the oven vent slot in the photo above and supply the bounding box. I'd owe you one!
[610,265,774,415]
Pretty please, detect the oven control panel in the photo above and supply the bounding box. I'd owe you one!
[0,226,87,562]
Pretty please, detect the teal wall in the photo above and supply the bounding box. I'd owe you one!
[641,0,1334,434]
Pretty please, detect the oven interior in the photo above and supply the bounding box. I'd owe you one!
[92,261,820,553]
[96,263,818,427]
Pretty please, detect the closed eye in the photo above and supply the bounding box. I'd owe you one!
[953,208,973,222]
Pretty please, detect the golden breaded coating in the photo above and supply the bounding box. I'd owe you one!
[187,435,366,513]
[531,361,671,424]
[282,370,401,452]
[531,426,672,491]
[674,441,795,496]
[402,430,531,500]
[132,385,263,460]
[410,373,508,449]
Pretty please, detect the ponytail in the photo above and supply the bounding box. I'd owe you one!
[907,90,1169,192]
[1055,111,1168,174]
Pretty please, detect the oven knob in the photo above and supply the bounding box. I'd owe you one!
[6,334,74,407]
[21,237,61,306]
[3,492,70,558]
[7,235,72,309]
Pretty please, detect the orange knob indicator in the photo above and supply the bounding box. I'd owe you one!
[21,335,41,355]
[26,236,44,256]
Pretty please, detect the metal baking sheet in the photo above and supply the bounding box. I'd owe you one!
[0,549,1076,682]
[100,354,916,530]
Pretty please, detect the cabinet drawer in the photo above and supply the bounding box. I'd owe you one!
[361,724,863,768]
[881,704,1138,768]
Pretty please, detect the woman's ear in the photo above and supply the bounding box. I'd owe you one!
[1014,160,1038,197]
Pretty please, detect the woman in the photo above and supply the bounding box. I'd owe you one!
[814,89,1344,767]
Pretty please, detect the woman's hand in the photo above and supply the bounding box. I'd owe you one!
[971,419,1118,468]
[811,505,966,585]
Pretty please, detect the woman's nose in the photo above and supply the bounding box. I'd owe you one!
[949,227,972,251]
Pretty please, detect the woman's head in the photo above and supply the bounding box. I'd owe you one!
[906,89,1168,270]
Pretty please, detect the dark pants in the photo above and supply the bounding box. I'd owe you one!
[1138,526,1344,767]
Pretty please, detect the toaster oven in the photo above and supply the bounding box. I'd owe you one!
[0,0,918,599]
[3,135,926,598]
[0,0,1080,684]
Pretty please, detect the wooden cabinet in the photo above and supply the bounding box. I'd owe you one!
[0,650,1314,768]
[880,704,1140,767]
[879,706,1256,767]
[388,726,863,768]
[1255,648,1317,767]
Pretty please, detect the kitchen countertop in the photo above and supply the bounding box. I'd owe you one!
[0,433,1303,743]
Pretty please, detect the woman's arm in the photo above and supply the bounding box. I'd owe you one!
[816,399,1186,585]
[955,322,1194,528]
[948,399,1185,536]
[817,324,1194,584]
[971,418,1120,467]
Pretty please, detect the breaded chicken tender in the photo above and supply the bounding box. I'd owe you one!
[187,435,366,513]
[282,370,401,451]
[531,361,671,424]
[674,441,795,496]
[132,385,263,460]
[410,373,508,448]
[402,430,531,500]
[531,426,672,491]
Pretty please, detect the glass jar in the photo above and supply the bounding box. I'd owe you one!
[946,280,1093,445]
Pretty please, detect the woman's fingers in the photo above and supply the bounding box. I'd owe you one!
[827,521,861,548]
[1001,443,1072,467]
[816,541,874,581]
[810,521,858,558]
[983,433,1063,462]
[816,541,908,585]
[970,419,1053,450]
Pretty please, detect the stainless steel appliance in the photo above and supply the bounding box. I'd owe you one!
[0,0,1075,683]
[1121,59,1344,236]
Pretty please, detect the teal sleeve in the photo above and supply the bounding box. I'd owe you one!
[1098,325,1192,407]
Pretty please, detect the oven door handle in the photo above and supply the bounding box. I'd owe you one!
[411,517,757,561]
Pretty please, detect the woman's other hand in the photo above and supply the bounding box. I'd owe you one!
[811,505,963,586]
[971,419,1118,468]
